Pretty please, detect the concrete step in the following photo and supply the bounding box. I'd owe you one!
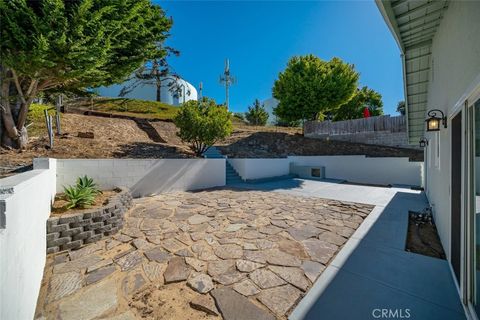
[202,146,225,159]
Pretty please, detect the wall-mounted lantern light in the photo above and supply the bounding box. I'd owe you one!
[419,137,429,148]
[425,109,447,131]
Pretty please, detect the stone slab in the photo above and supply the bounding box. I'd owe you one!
[115,250,143,271]
[232,279,261,296]
[249,268,286,289]
[302,239,338,264]
[58,278,118,320]
[301,261,325,283]
[268,266,309,291]
[86,266,117,285]
[144,247,172,263]
[164,257,190,283]
[236,259,264,272]
[189,294,219,316]
[211,287,275,320]
[48,272,84,302]
[187,273,214,293]
[142,261,165,282]
[257,284,302,316]
[213,244,243,259]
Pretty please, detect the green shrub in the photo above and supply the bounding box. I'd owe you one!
[76,175,101,195]
[174,97,232,156]
[63,176,100,209]
[63,186,96,209]
[245,99,269,126]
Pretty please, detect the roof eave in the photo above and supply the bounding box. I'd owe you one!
[375,0,405,54]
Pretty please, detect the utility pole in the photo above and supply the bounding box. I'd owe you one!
[198,81,203,101]
[219,59,236,110]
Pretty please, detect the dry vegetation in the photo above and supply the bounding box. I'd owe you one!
[1,104,423,177]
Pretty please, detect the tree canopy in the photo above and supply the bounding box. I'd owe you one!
[333,86,383,121]
[245,99,269,126]
[272,55,359,123]
[174,97,232,156]
[0,0,172,148]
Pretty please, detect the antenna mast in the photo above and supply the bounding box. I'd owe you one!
[219,59,236,110]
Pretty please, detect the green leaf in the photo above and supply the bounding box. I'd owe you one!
[174,97,233,156]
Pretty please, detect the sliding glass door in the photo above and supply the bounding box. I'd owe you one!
[468,97,480,316]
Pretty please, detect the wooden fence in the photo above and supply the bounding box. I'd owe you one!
[304,115,406,135]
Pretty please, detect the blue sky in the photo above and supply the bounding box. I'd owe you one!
[157,0,403,115]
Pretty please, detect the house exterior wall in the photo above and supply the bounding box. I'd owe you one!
[424,1,480,259]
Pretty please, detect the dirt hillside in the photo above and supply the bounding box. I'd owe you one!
[0,112,423,177]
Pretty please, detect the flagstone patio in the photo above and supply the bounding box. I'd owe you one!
[35,188,373,320]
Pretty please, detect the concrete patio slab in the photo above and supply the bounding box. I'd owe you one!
[286,182,466,320]
[229,178,420,207]
[291,266,465,320]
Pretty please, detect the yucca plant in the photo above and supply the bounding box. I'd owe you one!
[63,185,96,209]
[76,176,102,195]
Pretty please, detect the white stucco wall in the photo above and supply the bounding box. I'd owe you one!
[289,155,423,186]
[228,156,422,186]
[228,159,247,179]
[228,158,290,181]
[0,159,56,320]
[424,1,480,258]
[56,159,226,197]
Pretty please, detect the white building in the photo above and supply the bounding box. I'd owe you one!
[96,76,198,106]
[377,1,480,317]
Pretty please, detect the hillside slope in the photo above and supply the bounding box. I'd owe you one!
[1,111,423,177]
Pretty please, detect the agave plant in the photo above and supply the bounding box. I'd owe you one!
[63,185,96,209]
[76,175,101,195]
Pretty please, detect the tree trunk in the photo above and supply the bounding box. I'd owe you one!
[0,67,35,149]
[156,85,161,102]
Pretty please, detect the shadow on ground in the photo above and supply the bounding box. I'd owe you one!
[292,191,465,320]
[113,142,192,158]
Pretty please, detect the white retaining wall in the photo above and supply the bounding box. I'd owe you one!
[228,156,423,186]
[0,159,56,320]
[228,158,290,181]
[56,159,226,197]
[290,155,423,186]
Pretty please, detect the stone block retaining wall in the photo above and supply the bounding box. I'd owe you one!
[46,187,133,253]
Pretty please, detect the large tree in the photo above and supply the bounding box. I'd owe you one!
[0,0,172,148]
[272,55,359,123]
[119,55,193,104]
[333,86,383,121]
